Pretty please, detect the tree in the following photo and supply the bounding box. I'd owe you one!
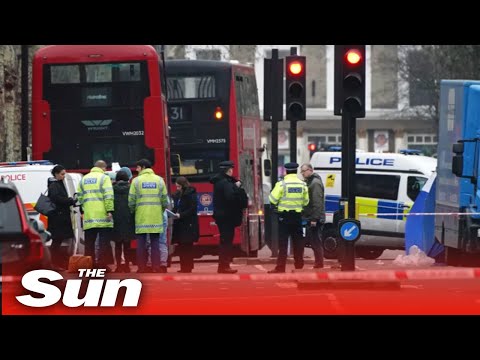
[398,45,480,126]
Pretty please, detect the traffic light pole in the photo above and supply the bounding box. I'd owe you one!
[341,110,357,271]
[334,45,366,272]
[265,49,284,258]
[290,120,297,163]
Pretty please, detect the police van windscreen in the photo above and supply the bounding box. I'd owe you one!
[167,73,229,181]
[42,62,153,170]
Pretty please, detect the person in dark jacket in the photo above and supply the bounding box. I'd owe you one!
[112,170,135,273]
[300,163,325,269]
[210,160,244,274]
[172,176,199,273]
[47,164,76,271]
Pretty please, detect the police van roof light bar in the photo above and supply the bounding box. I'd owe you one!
[399,149,421,155]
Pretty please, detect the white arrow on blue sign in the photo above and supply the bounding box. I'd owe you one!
[340,221,360,241]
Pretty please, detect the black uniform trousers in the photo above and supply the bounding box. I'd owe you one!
[85,228,112,268]
[275,211,304,270]
[216,220,235,269]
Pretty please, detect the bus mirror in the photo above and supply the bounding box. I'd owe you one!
[452,142,464,154]
[170,154,180,175]
[264,159,272,177]
[452,155,463,177]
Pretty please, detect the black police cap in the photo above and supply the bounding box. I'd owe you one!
[284,162,299,170]
[219,160,235,169]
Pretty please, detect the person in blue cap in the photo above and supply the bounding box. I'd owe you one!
[268,162,309,273]
[210,160,247,273]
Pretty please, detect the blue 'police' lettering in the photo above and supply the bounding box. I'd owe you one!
[142,182,157,189]
[330,157,395,166]
[288,187,302,193]
[84,178,97,185]
[370,158,383,165]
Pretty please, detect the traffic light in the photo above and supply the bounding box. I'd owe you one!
[308,143,317,157]
[334,45,366,118]
[285,55,306,121]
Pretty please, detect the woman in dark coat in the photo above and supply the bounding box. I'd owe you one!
[47,165,76,271]
[112,170,135,273]
[172,176,199,273]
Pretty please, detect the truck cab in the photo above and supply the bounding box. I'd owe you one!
[436,80,480,266]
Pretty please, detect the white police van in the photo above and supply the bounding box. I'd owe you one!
[310,150,437,259]
[0,161,84,256]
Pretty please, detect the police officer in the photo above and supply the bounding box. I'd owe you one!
[268,162,309,273]
[77,160,114,270]
[210,160,243,274]
[128,159,169,273]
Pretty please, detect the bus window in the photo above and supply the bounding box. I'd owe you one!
[167,75,216,99]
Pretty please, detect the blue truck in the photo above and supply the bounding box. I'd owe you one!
[435,80,480,266]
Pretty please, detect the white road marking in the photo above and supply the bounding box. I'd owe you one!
[400,284,423,289]
[326,293,345,313]
[254,265,268,272]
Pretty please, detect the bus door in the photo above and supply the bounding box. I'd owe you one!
[239,151,258,254]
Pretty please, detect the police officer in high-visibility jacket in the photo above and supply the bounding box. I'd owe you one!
[128,158,169,273]
[268,162,309,273]
[77,160,114,269]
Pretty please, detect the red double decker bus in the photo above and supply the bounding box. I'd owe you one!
[32,45,170,180]
[165,59,265,257]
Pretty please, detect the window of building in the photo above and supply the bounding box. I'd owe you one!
[406,133,437,157]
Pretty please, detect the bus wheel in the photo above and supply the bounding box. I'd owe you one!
[322,227,339,259]
[356,247,384,260]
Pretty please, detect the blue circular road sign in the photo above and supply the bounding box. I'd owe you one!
[339,220,361,241]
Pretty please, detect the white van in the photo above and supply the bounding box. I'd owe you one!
[0,161,84,256]
[310,151,437,259]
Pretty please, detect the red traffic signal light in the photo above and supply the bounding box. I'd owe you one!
[308,143,316,152]
[345,49,362,65]
[285,55,306,121]
[288,61,303,76]
[334,45,366,118]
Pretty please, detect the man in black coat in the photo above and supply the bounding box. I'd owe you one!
[210,161,244,274]
[47,165,76,271]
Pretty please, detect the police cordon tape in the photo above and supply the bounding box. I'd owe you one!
[2,268,480,283]
[133,268,480,282]
[357,212,480,217]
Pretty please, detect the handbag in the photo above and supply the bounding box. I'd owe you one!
[34,190,57,216]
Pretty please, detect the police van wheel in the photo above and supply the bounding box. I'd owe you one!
[322,228,339,259]
[356,247,384,260]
